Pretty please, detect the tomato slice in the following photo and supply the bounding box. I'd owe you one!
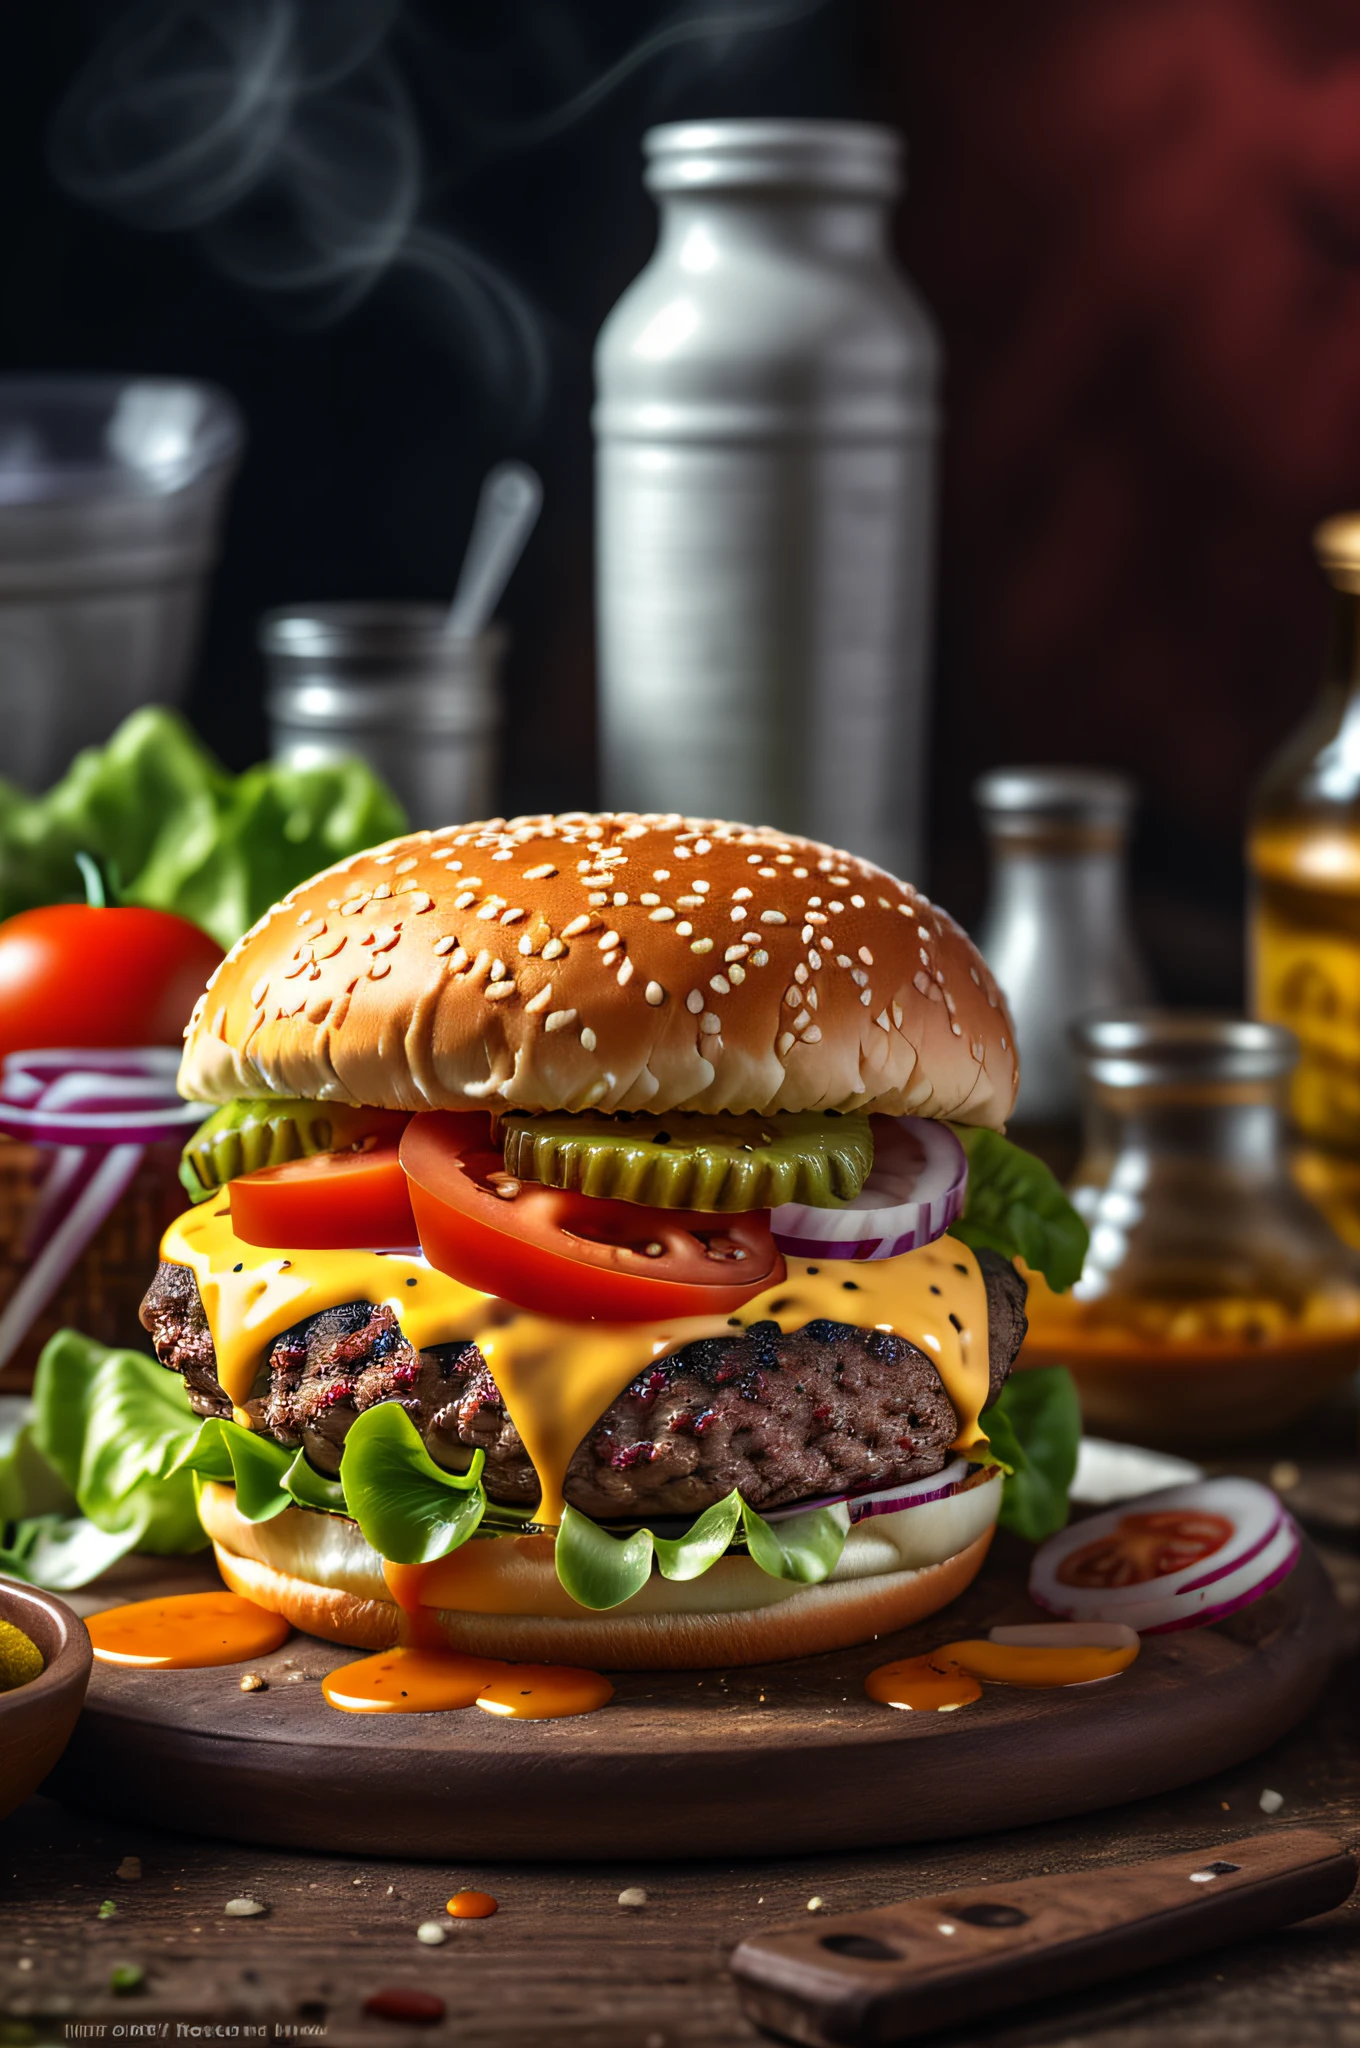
[230,1142,417,1251]
[400,1111,784,1321]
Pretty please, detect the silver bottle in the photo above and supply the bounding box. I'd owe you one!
[594,120,940,878]
[974,767,1153,1123]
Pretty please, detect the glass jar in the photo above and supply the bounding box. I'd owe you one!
[1249,512,1360,1246]
[1019,1013,1360,1449]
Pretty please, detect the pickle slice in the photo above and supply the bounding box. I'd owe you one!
[498,1111,872,1212]
[180,1098,403,1203]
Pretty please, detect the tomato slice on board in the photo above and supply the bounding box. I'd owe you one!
[400,1111,784,1321]
[230,1142,417,1250]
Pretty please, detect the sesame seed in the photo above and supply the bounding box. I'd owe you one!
[645,981,667,1006]
[525,984,553,1013]
[617,959,635,985]
[793,867,808,878]
[918,926,931,940]
[730,907,746,923]
[829,901,844,914]
[653,870,671,881]
[851,895,865,908]
[750,949,769,967]
[1000,1035,1008,1050]
[801,925,814,943]
[640,893,661,906]
[859,947,874,966]
[793,1008,810,1030]
[676,921,693,937]
[726,945,749,962]
[251,975,270,1005]
[372,884,392,900]
[760,910,787,925]
[523,863,558,880]
[649,907,676,922]
[852,969,868,987]
[368,959,392,980]
[970,967,981,985]
[695,839,711,854]
[700,1011,721,1033]
[405,891,434,913]
[972,1039,985,1057]
[690,937,714,954]
[758,867,777,879]
[785,986,801,1007]
[876,1010,891,1030]
[453,891,476,910]
[710,974,730,995]
[340,898,366,916]
[542,937,565,959]
[580,1027,598,1051]
[484,979,515,1000]
[492,849,512,861]
[589,892,609,906]
[500,907,526,925]
[860,989,873,1006]
[686,990,704,1014]
[598,930,621,950]
[729,963,746,984]
[837,954,852,969]
[545,1009,578,1033]
[432,935,457,956]
[451,947,468,970]
[613,892,629,906]
[808,951,822,969]
[677,896,704,910]
[490,960,506,980]
[733,888,752,902]
[778,1031,795,1055]
[806,911,827,925]
[951,1022,962,1036]
[743,931,761,943]
[893,1002,904,1026]
[562,915,592,937]
[518,934,536,956]
[803,1024,823,1043]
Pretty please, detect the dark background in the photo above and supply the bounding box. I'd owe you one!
[5,0,1360,1005]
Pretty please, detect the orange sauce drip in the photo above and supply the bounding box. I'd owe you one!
[446,1891,498,1919]
[475,1665,615,1720]
[863,1654,981,1712]
[942,1638,1140,1687]
[88,1592,290,1669]
[381,1559,446,1650]
[321,1648,507,1714]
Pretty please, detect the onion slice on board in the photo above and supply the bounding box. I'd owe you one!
[769,1115,967,1263]
[1029,1477,1297,1633]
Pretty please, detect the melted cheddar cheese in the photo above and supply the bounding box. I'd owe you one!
[162,1205,991,1525]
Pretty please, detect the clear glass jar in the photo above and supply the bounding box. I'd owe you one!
[1019,1013,1360,1449]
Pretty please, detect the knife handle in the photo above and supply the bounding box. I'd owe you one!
[730,1828,1357,2046]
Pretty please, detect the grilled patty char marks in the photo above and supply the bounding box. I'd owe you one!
[139,1249,1026,1516]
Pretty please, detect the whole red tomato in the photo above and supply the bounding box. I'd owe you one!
[0,902,223,1064]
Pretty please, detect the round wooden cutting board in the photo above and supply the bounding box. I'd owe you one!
[44,1532,1341,1861]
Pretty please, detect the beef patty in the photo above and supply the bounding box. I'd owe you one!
[140,1251,1027,1521]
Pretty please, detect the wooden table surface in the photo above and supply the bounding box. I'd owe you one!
[2,1462,1357,2048]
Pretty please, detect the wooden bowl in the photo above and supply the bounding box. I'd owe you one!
[0,1577,92,1823]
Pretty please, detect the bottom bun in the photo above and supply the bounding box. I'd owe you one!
[202,1477,999,1670]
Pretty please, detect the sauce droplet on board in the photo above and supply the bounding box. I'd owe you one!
[863,1654,981,1712]
[88,1592,290,1668]
[446,1890,498,1919]
[475,1665,615,1720]
[323,1648,507,1713]
[945,1637,1140,1687]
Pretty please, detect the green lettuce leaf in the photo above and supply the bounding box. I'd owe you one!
[0,706,405,948]
[283,1450,348,1515]
[554,1490,748,1611]
[976,1366,1081,1543]
[338,1403,485,1565]
[740,1498,850,1585]
[951,1127,1089,1291]
[169,1418,295,1522]
[0,1332,208,1587]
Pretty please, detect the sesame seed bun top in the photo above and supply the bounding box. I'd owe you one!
[178,815,1018,1124]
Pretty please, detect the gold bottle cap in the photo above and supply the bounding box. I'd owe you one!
[1313,512,1360,591]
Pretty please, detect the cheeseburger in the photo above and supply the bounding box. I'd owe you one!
[142,814,1054,1671]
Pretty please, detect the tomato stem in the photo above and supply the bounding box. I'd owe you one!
[74,851,121,909]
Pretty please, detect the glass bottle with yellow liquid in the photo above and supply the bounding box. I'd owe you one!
[1250,513,1360,1246]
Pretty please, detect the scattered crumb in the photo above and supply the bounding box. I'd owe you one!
[416,1922,447,1946]
[98,1900,117,1920]
[239,1673,267,1693]
[116,1857,141,1881]
[1221,1802,1230,1811]
[1270,1461,1300,1492]
[618,1888,648,1910]
[283,1672,307,1684]
[1259,1788,1285,1814]
[224,1899,267,1918]
[807,1897,825,1914]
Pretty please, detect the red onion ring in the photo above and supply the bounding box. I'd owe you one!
[762,1454,976,1523]
[0,1046,207,1372]
[769,1116,968,1263]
